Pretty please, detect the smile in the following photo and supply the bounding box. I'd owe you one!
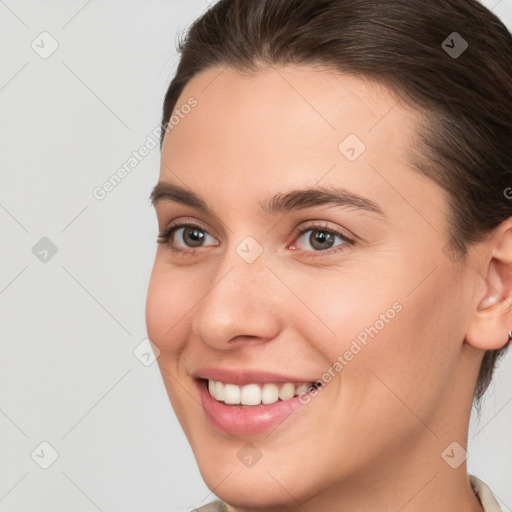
[207,379,312,406]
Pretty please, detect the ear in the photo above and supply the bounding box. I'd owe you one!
[465,217,512,351]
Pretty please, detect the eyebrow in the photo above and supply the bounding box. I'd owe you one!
[149,181,386,217]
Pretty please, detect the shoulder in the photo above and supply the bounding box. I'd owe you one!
[470,474,503,512]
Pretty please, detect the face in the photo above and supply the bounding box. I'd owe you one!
[146,65,479,508]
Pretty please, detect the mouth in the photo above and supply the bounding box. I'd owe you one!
[204,379,313,407]
[193,372,321,435]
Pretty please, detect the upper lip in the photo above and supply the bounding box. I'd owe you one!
[193,368,316,386]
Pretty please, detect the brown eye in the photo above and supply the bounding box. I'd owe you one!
[158,224,219,251]
[177,226,207,248]
[308,230,336,250]
[294,227,348,252]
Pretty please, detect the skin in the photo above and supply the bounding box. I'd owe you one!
[145,64,512,512]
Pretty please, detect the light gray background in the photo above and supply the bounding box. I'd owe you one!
[1,1,511,511]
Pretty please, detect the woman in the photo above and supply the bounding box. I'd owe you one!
[145,0,511,510]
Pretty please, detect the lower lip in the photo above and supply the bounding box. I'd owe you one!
[197,380,306,436]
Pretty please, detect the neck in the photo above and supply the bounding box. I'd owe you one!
[300,442,484,512]
[227,424,484,512]
[228,440,484,512]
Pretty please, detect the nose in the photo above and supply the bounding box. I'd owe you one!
[191,247,282,350]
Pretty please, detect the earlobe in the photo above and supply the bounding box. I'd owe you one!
[465,307,511,351]
[465,220,512,351]
[467,285,512,350]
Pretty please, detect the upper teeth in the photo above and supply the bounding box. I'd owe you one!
[208,380,311,406]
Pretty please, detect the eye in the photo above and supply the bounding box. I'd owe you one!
[157,220,355,257]
[157,222,219,252]
[291,222,354,255]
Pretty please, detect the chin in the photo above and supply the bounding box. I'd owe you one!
[188,432,338,510]
[199,465,310,510]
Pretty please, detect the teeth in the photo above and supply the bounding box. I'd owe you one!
[208,379,215,397]
[295,383,309,395]
[224,383,241,405]
[261,383,279,404]
[206,380,312,406]
[214,380,224,400]
[240,384,262,406]
[278,382,295,401]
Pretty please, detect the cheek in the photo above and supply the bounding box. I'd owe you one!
[145,264,199,429]
[145,261,194,353]
[337,266,466,427]
[279,264,403,361]
[294,258,464,416]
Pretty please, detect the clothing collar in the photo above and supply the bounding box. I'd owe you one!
[470,474,503,512]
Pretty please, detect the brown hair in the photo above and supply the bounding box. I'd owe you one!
[160,0,512,402]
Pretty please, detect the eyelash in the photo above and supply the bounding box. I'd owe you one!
[156,221,355,259]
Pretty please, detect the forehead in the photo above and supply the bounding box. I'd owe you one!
[158,64,445,229]
[161,64,419,173]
